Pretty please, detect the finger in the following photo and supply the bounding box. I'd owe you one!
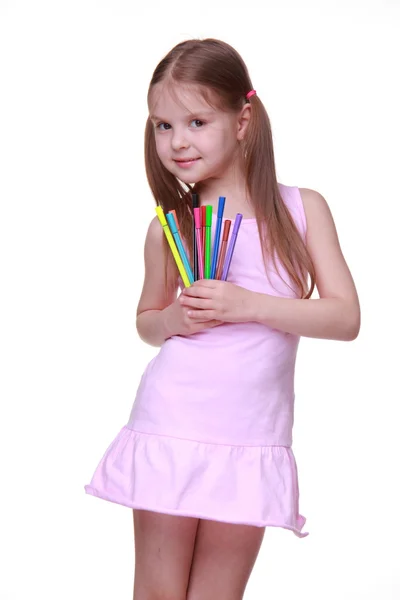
[187,309,217,321]
[183,285,213,298]
[181,296,212,309]
[189,317,222,326]
[208,320,223,328]
[192,319,221,329]
[191,279,217,288]
[196,321,223,331]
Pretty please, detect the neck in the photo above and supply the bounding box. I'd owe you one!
[194,162,255,220]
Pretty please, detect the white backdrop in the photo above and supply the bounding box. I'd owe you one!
[0,1,399,598]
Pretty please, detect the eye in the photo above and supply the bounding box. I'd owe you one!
[156,122,171,131]
[190,119,204,128]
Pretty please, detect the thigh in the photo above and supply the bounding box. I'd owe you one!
[132,509,199,600]
[187,519,265,600]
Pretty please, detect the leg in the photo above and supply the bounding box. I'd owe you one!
[132,509,199,600]
[186,519,265,600]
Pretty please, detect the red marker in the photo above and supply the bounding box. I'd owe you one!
[201,205,207,258]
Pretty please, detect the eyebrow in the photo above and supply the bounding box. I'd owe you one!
[150,110,215,121]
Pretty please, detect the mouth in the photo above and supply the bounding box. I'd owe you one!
[173,157,201,167]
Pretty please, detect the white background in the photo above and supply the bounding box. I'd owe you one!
[0,1,399,598]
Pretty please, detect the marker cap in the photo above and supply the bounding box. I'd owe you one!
[194,207,201,229]
[232,214,243,235]
[155,206,167,226]
[217,196,226,218]
[206,205,213,227]
[166,212,178,234]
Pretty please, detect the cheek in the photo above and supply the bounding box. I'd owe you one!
[199,135,223,160]
[211,134,237,163]
[155,136,169,161]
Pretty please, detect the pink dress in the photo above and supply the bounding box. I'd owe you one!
[85,183,309,537]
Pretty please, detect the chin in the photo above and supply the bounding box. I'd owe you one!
[181,174,204,185]
[168,161,216,186]
[171,168,208,186]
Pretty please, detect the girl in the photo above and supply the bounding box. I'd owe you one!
[85,38,360,600]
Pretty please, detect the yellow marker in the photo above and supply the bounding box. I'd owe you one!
[155,206,191,288]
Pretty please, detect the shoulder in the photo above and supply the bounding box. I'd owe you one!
[278,183,333,234]
[298,187,336,236]
[144,215,168,254]
[141,215,173,276]
[278,183,312,239]
[298,187,343,265]
[146,214,164,243]
[297,187,360,336]
[145,213,179,270]
[136,214,179,315]
[299,187,332,216]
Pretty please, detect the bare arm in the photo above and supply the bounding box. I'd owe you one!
[135,217,178,347]
[136,217,222,347]
[180,188,361,341]
[251,188,361,340]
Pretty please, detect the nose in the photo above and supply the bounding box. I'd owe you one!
[171,127,189,151]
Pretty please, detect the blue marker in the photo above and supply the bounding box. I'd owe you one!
[166,212,194,284]
[210,196,226,279]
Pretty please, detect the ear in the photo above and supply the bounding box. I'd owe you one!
[237,104,251,141]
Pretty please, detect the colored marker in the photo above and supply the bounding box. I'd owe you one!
[169,209,179,230]
[221,214,242,281]
[201,205,206,258]
[204,205,213,279]
[193,208,204,279]
[210,196,225,279]
[166,212,194,284]
[215,219,231,280]
[192,193,199,281]
[155,206,191,288]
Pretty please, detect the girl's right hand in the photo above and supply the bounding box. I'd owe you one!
[163,295,223,338]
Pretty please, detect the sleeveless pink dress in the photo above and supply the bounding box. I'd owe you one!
[85,183,309,537]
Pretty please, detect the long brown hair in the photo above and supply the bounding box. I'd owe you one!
[144,38,315,298]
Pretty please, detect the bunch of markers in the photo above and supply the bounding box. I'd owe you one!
[155,194,242,288]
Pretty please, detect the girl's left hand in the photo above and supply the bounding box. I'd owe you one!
[179,280,255,323]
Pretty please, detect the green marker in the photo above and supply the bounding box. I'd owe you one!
[204,205,213,278]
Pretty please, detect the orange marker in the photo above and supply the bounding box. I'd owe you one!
[170,209,179,230]
[215,220,231,280]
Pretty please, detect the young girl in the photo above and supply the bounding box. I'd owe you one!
[85,38,360,599]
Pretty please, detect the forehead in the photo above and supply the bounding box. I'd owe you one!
[148,82,221,118]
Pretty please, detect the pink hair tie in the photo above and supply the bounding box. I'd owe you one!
[246,89,256,99]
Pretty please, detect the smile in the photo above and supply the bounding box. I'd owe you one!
[173,158,201,168]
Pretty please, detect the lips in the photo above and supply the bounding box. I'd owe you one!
[174,158,200,163]
[173,157,201,169]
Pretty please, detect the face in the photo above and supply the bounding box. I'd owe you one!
[149,84,248,184]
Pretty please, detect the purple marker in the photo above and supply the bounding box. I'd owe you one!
[221,213,242,281]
